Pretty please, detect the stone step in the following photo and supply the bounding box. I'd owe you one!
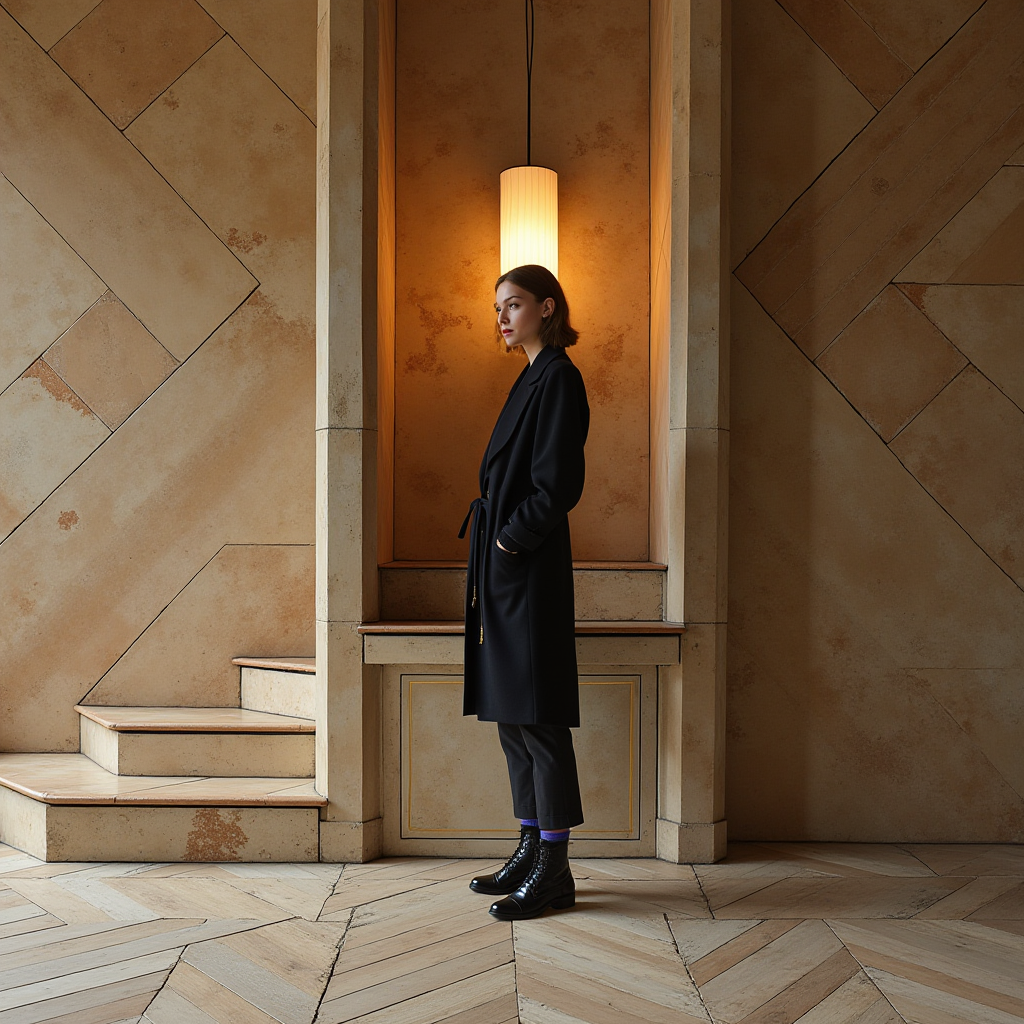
[233,656,316,720]
[75,706,315,778]
[0,753,324,861]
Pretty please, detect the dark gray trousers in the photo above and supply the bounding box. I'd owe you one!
[497,722,584,830]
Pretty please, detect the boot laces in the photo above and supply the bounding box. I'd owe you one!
[522,844,551,890]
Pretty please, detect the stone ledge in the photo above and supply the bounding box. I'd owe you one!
[356,620,686,634]
[232,656,316,673]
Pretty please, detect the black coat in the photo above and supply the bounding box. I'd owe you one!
[460,345,590,726]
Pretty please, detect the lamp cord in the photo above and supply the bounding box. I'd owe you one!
[525,0,534,166]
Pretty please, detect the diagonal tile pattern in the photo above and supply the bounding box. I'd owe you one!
[0,1,316,767]
[49,0,224,129]
[195,0,317,122]
[736,0,1024,357]
[0,359,110,540]
[0,172,105,393]
[729,0,1024,840]
[0,842,1017,1022]
[43,292,178,431]
[0,0,101,50]
[776,0,913,109]
[0,7,257,359]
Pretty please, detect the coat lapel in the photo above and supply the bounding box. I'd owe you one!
[484,346,563,470]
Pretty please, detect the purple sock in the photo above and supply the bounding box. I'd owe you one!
[520,818,539,828]
[540,828,570,843]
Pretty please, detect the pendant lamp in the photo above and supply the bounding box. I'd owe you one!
[500,0,557,276]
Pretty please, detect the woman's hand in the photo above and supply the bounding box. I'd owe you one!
[496,537,518,554]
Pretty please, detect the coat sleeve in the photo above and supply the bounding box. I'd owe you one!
[498,363,587,553]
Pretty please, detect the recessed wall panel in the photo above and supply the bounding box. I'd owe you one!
[400,675,643,840]
[393,0,650,561]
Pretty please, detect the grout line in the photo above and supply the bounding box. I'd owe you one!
[312,919,349,1024]
[691,866,714,919]
[893,844,939,877]
[41,0,102,52]
[907,673,1024,802]
[195,17,317,129]
[138,938,186,1017]
[769,0,896,114]
[665,913,715,1023]
[895,286,1024,421]
[511,918,521,1022]
[121,28,226,133]
[884,440,1024,598]
[699,873,780,918]
[823,919,911,1023]
[886,363,967,443]
[76,543,229,706]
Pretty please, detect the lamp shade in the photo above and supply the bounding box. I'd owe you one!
[500,165,558,276]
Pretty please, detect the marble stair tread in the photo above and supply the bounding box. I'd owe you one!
[232,656,315,673]
[0,753,326,806]
[74,705,314,731]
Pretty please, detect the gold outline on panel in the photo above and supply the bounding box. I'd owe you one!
[401,674,640,839]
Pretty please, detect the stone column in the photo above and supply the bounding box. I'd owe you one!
[656,0,731,864]
[315,0,384,861]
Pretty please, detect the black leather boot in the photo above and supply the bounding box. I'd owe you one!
[469,825,540,895]
[488,838,575,919]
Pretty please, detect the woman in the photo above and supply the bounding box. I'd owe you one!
[458,264,590,921]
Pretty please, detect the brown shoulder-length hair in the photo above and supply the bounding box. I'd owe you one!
[495,264,579,349]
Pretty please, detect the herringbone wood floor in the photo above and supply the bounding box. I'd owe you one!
[0,842,1020,1023]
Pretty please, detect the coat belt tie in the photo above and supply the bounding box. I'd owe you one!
[459,496,489,644]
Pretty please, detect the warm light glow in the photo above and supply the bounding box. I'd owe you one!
[500,165,558,276]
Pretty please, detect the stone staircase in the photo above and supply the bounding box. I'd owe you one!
[0,657,324,862]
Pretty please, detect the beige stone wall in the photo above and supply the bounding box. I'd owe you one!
[0,0,317,750]
[728,0,1024,840]
[392,0,651,562]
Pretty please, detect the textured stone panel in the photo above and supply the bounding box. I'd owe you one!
[913,669,1024,799]
[0,292,313,752]
[44,292,178,429]
[952,194,1024,284]
[776,0,912,109]
[816,286,967,441]
[731,0,874,264]
[847,0,985,71]
[45,805,320,861]
[737,0,1024,357]
[197,0,316,121]
[0,360,109,540]
[910,284,1024,411]
[0,0,100,49]
[0,173,104,391]
[890,366,1024,587]
[126,36,315,322]
[84,544,314,708]
[727,285,1024,841]
[49,0,223,129]
[898,167,1024,284]
[0,9,257,358]
[394,0,650,561]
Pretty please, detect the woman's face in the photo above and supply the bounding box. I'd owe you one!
[495,280,554,352]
